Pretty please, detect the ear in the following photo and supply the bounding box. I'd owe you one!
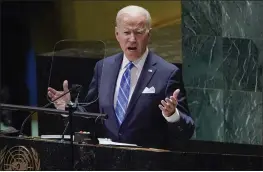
[147,28,152,43]
[148,28,152,36]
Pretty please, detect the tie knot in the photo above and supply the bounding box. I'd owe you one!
[127,62,134,70]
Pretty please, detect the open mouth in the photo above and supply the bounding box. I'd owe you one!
[128,47,137,51]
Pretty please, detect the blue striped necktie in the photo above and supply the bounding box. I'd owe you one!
[115,62,134,125]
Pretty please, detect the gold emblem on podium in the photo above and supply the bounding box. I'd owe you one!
[0,146,40,170]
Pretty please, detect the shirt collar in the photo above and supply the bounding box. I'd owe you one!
[122,48,149,70]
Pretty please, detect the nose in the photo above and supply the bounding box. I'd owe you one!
[129,33,136,42]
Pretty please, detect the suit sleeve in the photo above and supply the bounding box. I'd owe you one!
[77,61,101,113]
[165,68,195,140]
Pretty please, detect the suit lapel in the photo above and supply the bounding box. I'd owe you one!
[108,54,123,107]
[124,51,157,119]
[101,53,122,124]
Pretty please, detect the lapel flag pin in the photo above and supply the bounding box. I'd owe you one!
[148,69,152,72]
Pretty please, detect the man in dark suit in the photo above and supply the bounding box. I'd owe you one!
[48,5,194,148]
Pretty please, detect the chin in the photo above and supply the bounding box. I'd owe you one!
[126,51,141,57]
[126,53,140,60]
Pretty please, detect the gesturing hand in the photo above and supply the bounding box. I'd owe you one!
[47,80,71,110]
[158,89,180,117]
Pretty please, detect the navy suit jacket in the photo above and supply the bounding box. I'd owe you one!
[81,51,195,148]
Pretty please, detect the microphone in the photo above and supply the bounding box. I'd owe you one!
[71,84,82,94]
[19,84,82,137]
[69,84,82,108]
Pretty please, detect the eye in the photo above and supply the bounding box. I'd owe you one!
[135,30,145,35]
[124,31,130,35]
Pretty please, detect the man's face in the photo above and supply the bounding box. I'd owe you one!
[115,13,151,61]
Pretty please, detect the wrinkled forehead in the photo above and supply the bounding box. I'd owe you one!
[117,13,148,29]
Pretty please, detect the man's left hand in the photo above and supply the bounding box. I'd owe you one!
[158,89,180,117]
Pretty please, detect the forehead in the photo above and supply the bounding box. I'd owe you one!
[118,13,147,29]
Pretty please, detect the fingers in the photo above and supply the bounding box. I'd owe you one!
[53,99,66,110]
[47,88,57,100]
[47,90,54,98]
[47,87,58,95]
[173,89,180,99]
[63,80,69,92]
[47,87,62,100]
[160,99,174,111]
[50,91,62,101]
[47,80,69,96]
[47,81,69,109]
[159,94,178,116]
[158,104,167,112]
[166,97,176,106]
[47,80,70,104]
[169,96,177,105]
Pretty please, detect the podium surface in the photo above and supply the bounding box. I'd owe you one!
[0,136,262,170]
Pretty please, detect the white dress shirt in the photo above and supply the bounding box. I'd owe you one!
[114,48,180,123]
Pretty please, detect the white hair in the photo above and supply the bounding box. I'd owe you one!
[116,5,152,29]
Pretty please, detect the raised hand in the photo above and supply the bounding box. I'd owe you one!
[47,80,71,110]
[158,89,180,117]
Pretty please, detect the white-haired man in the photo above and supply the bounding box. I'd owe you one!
[48,5,194,148]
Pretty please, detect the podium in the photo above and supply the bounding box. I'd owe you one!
[0,103,262,170]
[0,136,263,170]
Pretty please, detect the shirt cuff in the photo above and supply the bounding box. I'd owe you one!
[162,108,180,123]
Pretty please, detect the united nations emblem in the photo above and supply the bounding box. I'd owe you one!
[0,146,40,170]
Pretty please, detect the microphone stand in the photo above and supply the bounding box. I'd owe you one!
[66,101,76,170]
[62,91,80,170]
[61,92,80,141]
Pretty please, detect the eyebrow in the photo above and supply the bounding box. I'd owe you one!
[122,28,146,32]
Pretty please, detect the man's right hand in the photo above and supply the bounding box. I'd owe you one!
[47,80,71,110]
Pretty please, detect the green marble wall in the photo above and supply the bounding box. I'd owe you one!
[182,0,263,145]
